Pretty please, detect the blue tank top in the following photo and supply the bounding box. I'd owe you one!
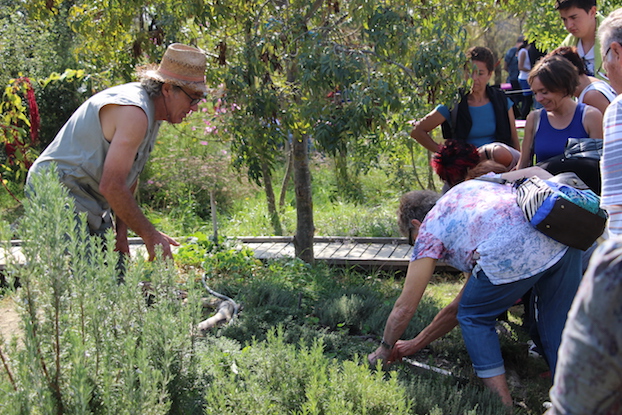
[534,103,588,162]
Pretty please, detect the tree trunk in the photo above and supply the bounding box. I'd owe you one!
[334,147,349,192]
[292,133,315,264]
[210,190,219,243]
[279,138,293,209]
[408,143,425,190]
[426,150,437,191]
[261,162,283,235]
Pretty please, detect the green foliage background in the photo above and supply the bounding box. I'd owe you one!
[4,0,618,236]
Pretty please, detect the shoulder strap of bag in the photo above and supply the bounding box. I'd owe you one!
[473,176,510,185]
[450,102,459,134]
[529,109,541,165]
[446,92,462,138]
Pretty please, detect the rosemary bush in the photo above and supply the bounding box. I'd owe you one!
[0,168,202,414]
[197,328,412,415]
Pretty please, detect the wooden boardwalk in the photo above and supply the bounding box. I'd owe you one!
[236,236,457,272]
[237,236,414,270]
[2,236,456,273]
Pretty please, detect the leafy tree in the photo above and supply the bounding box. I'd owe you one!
[0,1,78,87]
[207,0,469,261]
[23,0,233,80]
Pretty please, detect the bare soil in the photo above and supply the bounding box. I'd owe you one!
[0,296,21,344]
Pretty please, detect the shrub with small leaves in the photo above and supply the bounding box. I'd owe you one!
[0,166,203,414]
[197,327,413,415]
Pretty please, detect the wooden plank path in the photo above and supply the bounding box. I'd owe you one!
[235,236,412,269]
[1,236,457,273]
[235,236,457,272]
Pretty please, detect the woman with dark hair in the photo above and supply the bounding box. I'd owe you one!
[431,140,481,187]
[431,140,518,187]
[548,46,617,114]
[410,46,520,153]
[517,54,603,192]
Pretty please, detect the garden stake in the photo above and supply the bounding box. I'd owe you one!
[402,357,453,376]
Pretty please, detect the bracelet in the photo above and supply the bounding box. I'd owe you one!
[380,339,394,350]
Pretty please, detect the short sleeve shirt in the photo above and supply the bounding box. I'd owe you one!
[600,95,622,234]
[601,95,622,208]
[549,238,622,414]
[411,179,568,284]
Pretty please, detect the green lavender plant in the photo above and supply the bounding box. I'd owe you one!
[0,168,543,414]
[0,167,202,414]
[197,327,412,415]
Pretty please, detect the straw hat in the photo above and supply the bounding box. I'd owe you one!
[137,43,207,95]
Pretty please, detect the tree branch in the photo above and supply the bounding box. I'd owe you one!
[304,0,325,24]
[0,344,17,391]
[331,43,416,79]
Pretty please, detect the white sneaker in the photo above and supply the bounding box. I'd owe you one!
[527,340,541,358]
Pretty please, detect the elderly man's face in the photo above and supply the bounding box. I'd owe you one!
[603,42,622,94]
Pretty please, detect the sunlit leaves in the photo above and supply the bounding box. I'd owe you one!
[504,0,618,52]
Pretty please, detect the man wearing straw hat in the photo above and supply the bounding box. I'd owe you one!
[27,43,207,261]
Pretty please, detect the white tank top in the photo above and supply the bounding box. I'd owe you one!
[578,80,618,105]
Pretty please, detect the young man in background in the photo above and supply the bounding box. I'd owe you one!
[557,0,606,79]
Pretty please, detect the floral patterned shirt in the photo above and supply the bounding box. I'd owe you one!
[411,178,568,285]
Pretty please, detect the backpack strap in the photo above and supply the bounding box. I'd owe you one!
[474,176,510,185]
[528,109,541,165]
[450,101,459,135]
[441,89,468,140]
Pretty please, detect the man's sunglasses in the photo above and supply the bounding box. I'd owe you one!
[177,86,203,106]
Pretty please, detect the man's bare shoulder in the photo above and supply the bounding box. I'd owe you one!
[100,104,148,142]
[100,104,148,122]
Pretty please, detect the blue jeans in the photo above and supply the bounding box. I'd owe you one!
[457,248,582,378]
[518,78,534,119]
[519,78,532,96]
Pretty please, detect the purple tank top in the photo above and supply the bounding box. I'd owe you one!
[534,103,588,162]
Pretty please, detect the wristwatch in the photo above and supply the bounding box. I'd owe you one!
[380,339,394,350]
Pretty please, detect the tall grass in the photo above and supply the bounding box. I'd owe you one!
[218,157,409,237]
